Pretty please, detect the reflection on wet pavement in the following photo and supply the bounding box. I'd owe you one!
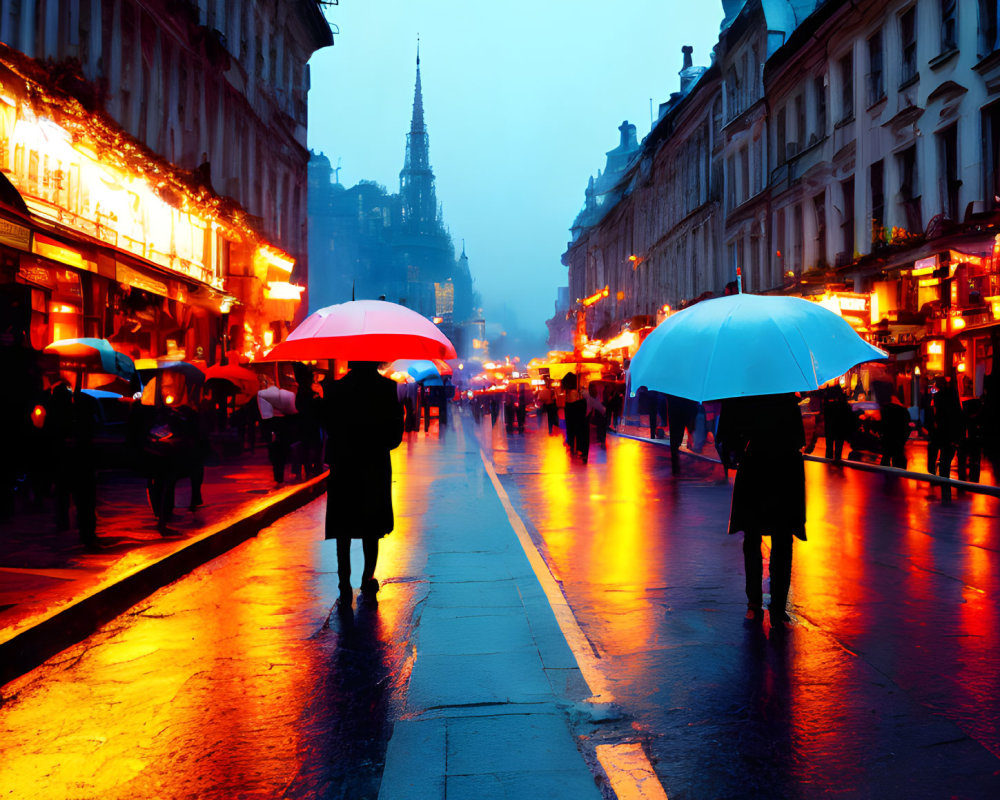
[485,418,1000,799]
[0,441,433,800]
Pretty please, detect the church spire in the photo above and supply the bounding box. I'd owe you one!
[400,39,437,230]
[411,38,424,135]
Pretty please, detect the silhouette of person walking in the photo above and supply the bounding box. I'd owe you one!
[47,382,100,548]
[717,393,806,626]
[323,361,404,608]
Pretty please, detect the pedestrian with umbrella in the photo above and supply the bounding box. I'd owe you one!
[716,393,805,623]
[264,299,455,608]
[324,361,403,605]
[629,292,886,626]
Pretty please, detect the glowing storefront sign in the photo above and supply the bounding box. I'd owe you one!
[0,93,225,290]
[0,218,30,250]
[32,234,88,270]
[264,281,305,300]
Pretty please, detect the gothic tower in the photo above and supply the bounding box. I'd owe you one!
[399,45,439,232]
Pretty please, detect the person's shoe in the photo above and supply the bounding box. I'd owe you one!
[770,607,792,624]
[745,605,764,623]
[338,585,353,609]
[360,578,379,601]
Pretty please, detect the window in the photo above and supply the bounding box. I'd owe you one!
[867,31,885,105]
[938,124,960,221]
[839,53,854,121]
[871,160,885,245]
[983,102,1000,209]
[727,154,736,211]
[777,106,787,164]
[980,0,1000,56]
[775,208,786,275]
[712,97,723,149]
[897,145,921,232]
[814,75,827,138]
[900,7,917,85]
[793,204,804,272]
[942,0,957,52]
[841,176,855,259]
[813,192,827,267]
[794,94,805,153]
[728,68,740,120]
[740,146,750,203]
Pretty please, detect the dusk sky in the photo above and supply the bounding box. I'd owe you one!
[307,1,723,357]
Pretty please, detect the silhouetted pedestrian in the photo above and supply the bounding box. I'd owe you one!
[561,372,585,455]
[292,362,324,479]
[958,396,985,483]
[323,361,404,608]
[515,382,527,433]
[929,376,962,498]
[667,394,698,474]
[588,382,607,446]
[538,382,558,434]
[823,383,852,461]
[717,393,806,625]
[47,383,100,548]
[258,382,297,484]
[878,397,911,469]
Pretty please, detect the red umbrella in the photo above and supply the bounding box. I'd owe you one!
[262,299,456,362]
[204,363,259,400]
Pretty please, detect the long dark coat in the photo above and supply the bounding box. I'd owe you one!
[718,393,806,541]
[323,365,404,540]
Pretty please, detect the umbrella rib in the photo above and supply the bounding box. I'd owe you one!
[773,318,816,389]
[699,303,738,400]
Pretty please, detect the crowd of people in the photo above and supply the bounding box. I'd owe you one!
[467,375,627,464]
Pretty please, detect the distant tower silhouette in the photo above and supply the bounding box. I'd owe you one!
[399,42,439,232]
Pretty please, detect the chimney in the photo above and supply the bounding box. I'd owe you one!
[679,46,698,93]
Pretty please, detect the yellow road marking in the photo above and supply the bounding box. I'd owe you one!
[479,446,670,800]
[596,743,670,800]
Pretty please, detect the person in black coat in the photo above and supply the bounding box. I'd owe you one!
[48,383,100,547]
[323,362,404,607]
[292,362,324,479]
[928,376,963,497]
[878,398,912,469]
[666,394,699,474]
[717,393,806,625]
[958,397,985,483]
[822,383,852,461]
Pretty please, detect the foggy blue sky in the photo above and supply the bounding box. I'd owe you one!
[307,1,724,356]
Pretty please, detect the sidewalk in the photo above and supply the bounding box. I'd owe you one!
[376,417,613,799]
[0,446,326,686]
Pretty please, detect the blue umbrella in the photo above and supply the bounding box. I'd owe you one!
[44,338,138,382]
[404,359,442,383]
[628,294,887,402]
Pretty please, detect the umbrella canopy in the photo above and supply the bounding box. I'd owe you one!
[257,385,297,419]
[402,359,444,383]
[204,363,259,399]
[628,293,887,402]
[261,299,456,362]
[44,338,137,382]
[136,360,205,407]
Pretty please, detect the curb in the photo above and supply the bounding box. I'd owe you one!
[611,429,1000,498]
[0,474,327,689]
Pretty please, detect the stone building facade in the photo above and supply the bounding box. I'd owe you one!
[0,0,332,362]
[564,0,1000,402]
